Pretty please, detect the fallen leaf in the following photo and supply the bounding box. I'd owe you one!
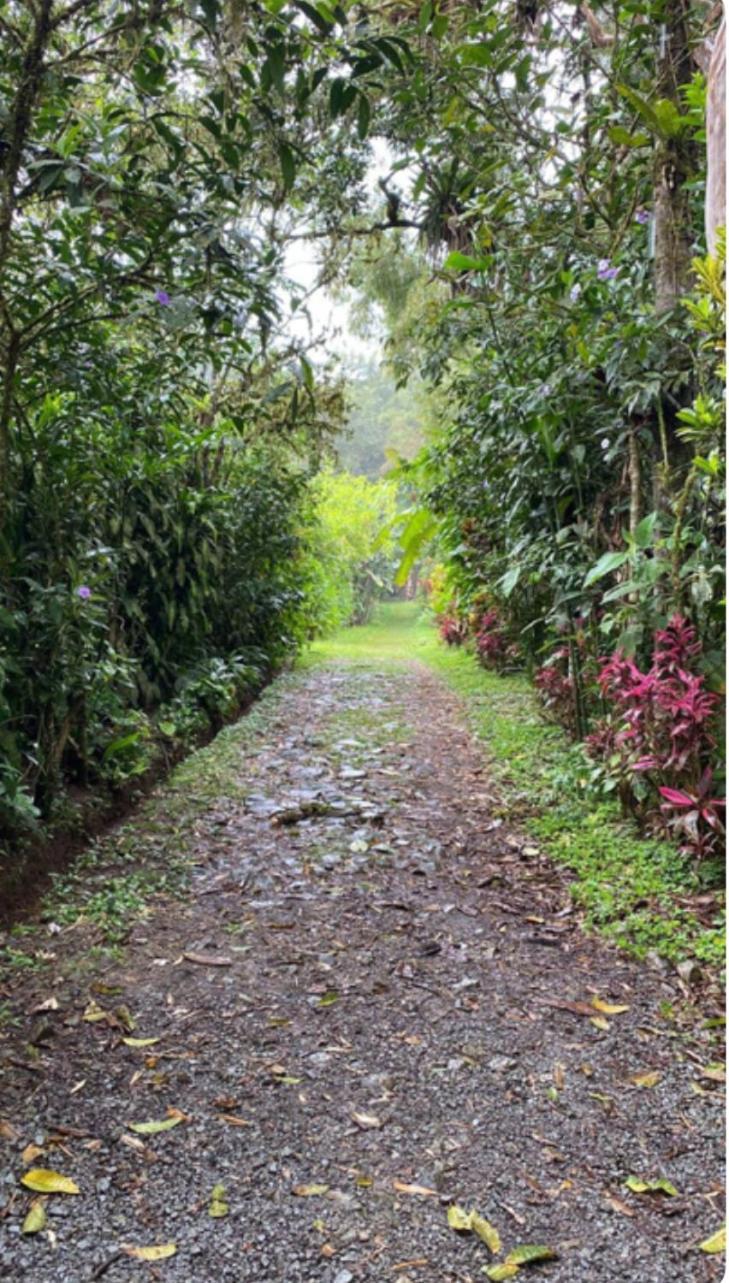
[471,1212,502,1254]
[630,1071,661,1088]
[447,1204,472,1232]
[22,1201,47,1234]
[553,1063,565,1091]
[209,1183,229,1218]
[484,1265,519,1281]
[351,1111,381,1130]
[318,992,339,1007]
[625,1176,678,1196]
[699,1225,726,1254]
[604,1190,636,1217]
[392,1261,429,1272]
[83,1000,109,1023]
[21,1168,80,1195]
[591,997,630,1015]
[0,1120,20,1142]
[217,1113,253,1128]
[506,1244,557,1265]
[122,1036,160,1048]
[589,1016,610,1031]
[699,1063,726,1083]
[393,1180,438,1197]
[292,1183,329,1197]
[122,1243,177,1261]
[31,997,59,1013]
[129,1116,182,1135]
[182,952,232,967]
[22,1143,44,1165]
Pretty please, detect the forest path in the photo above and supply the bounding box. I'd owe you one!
[0,607,723,1283]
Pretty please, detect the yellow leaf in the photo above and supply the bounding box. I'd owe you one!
[471,1212,501,1254]
[83,1001,109,1022]
[209,1183,229,1218]
[591,997,630,1015]
[21,1169,80,1195]
[129,1117,182,1135]
[699,1225,726,1254]
[630,1071,661,1088]
[590,1016,610,1031]
[505,1245,557,1266]
[484,1265,519,1281]
[122,1037,160,1048]
[22,1201,47,1234]
[447,1204,472,1232]
[122,1243,177,1261]
[293,1184,329,1197]
[625,1175,678,1196]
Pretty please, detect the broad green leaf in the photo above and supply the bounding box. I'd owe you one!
[583,550,630,587]
[443,251,492,273]
[279,144,296,192]
[21,1169,80,1195]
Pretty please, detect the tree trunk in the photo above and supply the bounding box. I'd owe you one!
[705,21,726,255]
[653,0,696,312]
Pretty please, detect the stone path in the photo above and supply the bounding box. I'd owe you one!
[0,660,724,1282]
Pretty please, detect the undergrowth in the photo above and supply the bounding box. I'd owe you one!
[306,601,725,970]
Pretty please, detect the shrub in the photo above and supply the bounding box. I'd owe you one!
[586,615,724,858]
[474,608,520,671]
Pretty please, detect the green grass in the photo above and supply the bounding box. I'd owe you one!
[302,601,725,970]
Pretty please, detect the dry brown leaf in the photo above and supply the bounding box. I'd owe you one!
[351,1111,381,1130]
[22,1143,44,1165]
[0,1120,20,1142]
[393,1180,438,1197]
[604,1190,636,1217]
[217,1113,253,1128]
[182,952,232,967]
[630,1071,661,1088]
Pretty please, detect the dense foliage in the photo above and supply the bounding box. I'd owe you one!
[0,0,724,880]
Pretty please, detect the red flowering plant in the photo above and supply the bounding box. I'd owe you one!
[534,645,576,731]
[474,608,520,671]
[438,613,468,646]
[586,615,724,858]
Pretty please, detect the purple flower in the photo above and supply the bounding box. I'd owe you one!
[597,259,618,281]
[634,209,650,225]
[569,283,582,302]
[76,585,91,600]
[154,289,171,306]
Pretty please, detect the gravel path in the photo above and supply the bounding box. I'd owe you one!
[0,660,724,1283]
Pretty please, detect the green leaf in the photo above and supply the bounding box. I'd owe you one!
[357,93,371,141]
[447,1204,472,1231]
[278,144,296,192]
[607,125,651,148]
[505,1244,557,1266]
[471,1213,501,1254]
[625,1175,678,1196]
[129,1116,183,1136]
[483,1266,519,1281]
[22,1202,47,1234]
[583,550,630,587]
[633,511,658,548]
[294,0,334,34]
[443,251,492,273]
